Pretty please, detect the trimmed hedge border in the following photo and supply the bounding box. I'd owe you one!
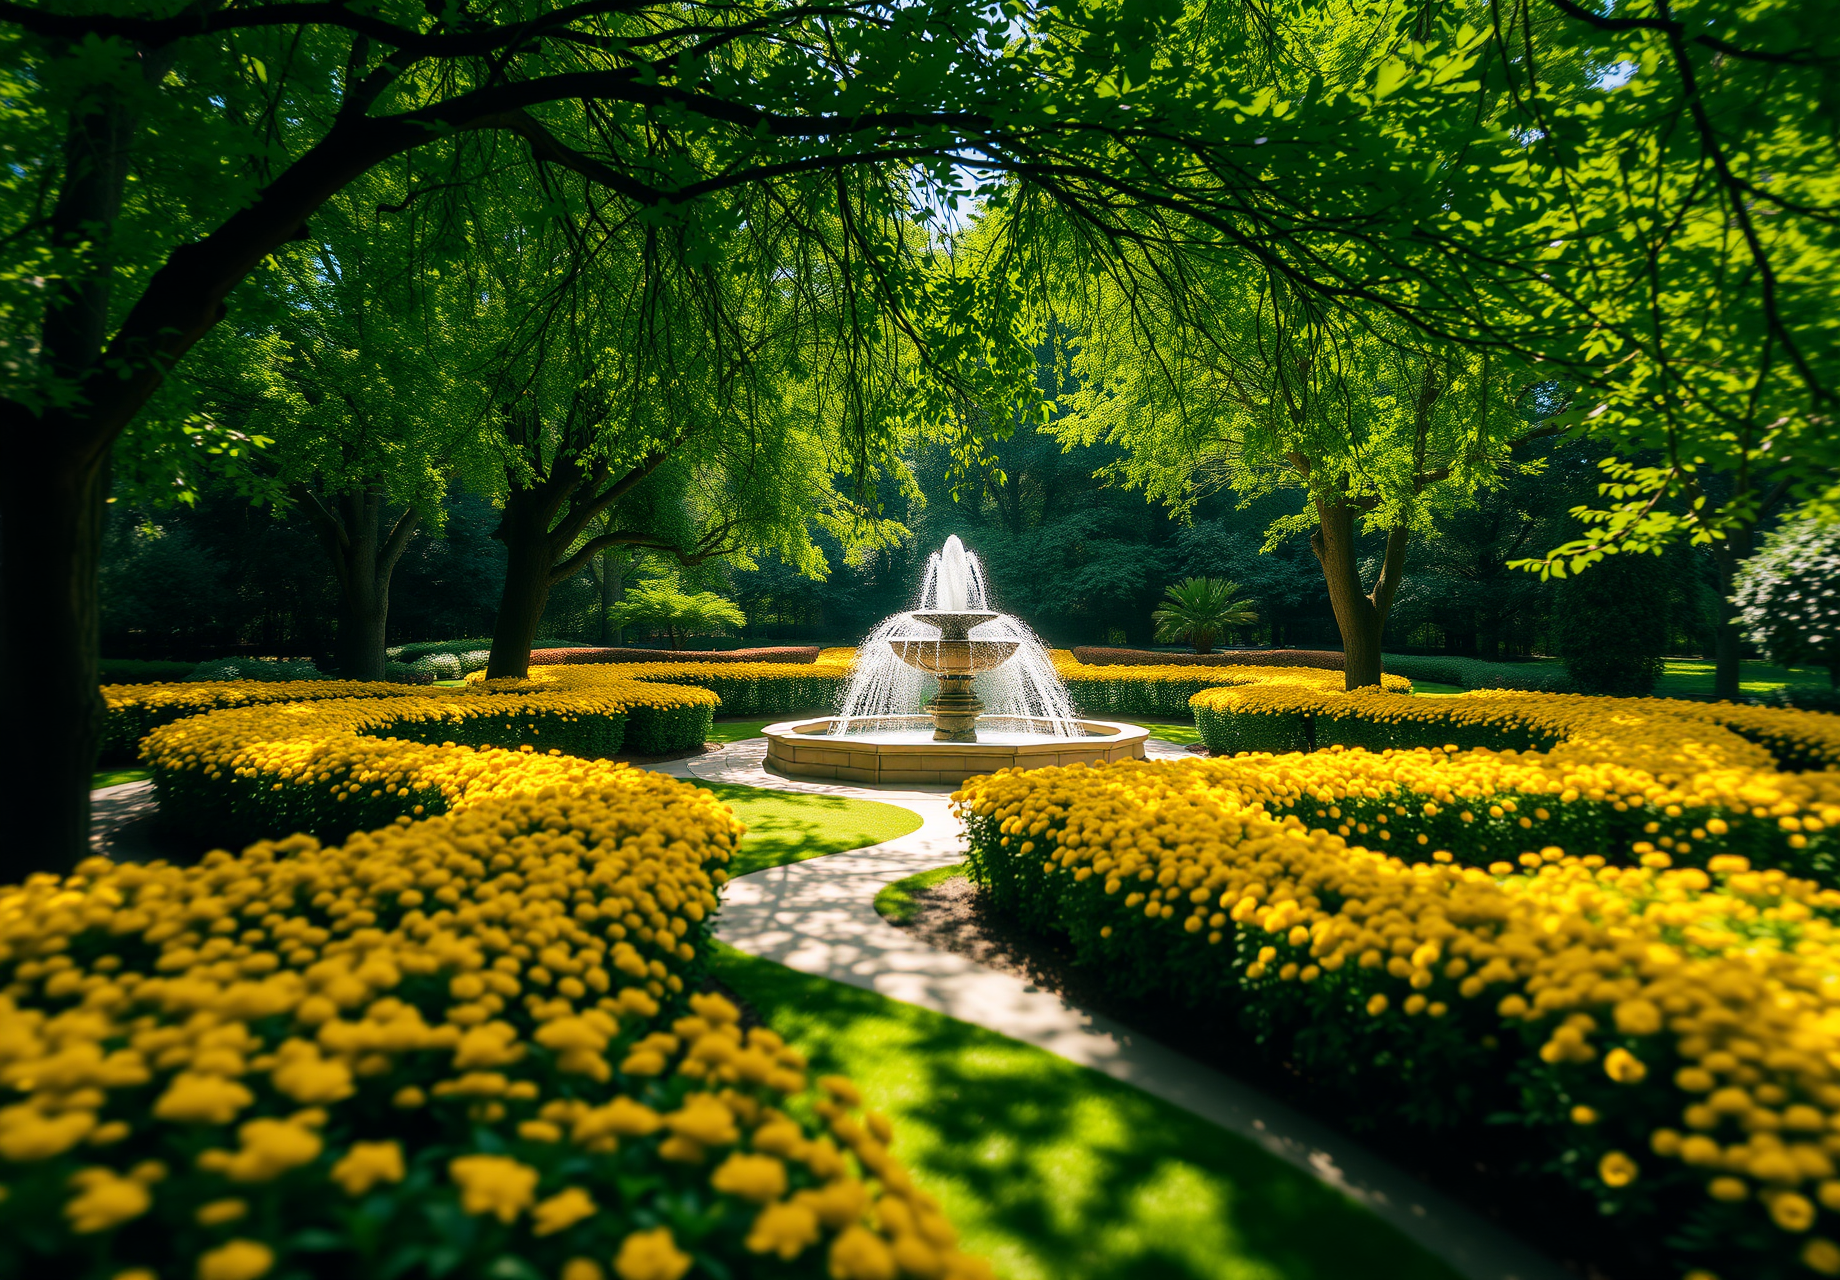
[532,646,822,666]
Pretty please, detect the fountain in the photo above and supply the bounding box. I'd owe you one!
[762,536,1149,785]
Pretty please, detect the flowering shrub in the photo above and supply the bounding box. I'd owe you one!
[482,662,855,721]
[1191,684,1840,775]
[140,686,717,848]
[1052,654,1411,721]
[957,723,1840,1278]
[0,766,985,1279]
[104,681,421,758]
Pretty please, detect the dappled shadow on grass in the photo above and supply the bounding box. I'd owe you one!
[713,945,1459,1280]
[697,782,925,878]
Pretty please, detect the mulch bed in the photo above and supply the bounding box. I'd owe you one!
[890,875,1656,1280]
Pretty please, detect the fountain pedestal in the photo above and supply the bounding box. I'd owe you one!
[888,611,1018,743]
[925,674,983,743]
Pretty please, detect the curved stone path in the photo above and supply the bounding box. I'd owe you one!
[687,738,1568,1280]
[91,738,1566,1280]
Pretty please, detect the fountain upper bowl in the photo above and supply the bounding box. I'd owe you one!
[887,637,1019,676]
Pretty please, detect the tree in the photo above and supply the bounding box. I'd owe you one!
[1152,578,1258,654]
[1733,516,1840,688]
[607,582,746,651]
[1045,253,1558,688]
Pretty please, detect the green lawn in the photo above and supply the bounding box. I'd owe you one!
[1655,658,1831,699]
[873,862,967,924]
[709,716,780,743]
[93,767,151,790]
[713,944,1458,1280]
[1407,681,1466,697]
[695,781,923,876]
[1126,718,1203,745]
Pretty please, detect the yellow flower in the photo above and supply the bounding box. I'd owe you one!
[1772,1192,1817,1232]
[666,1094,738,1147]
[1804,1239,1840,1277]
[1603,1048,1647,1085]
[64,1167,153,1233]
[196,1118,323,1183]
[196,1239,275,1280]
[746,1200,821,1260]
[152,1074,255,1126]
[196,1198,249,1226]
[0,1107,96,1161]
[613,1226,693,1280]
[710,1153,788,1204]
[828,1224,898,1280]
[449,1154,539,1223]
[531,1186,598,1237]
[1597,1151,1638,1188]
[1570,1106,1598,1126]
[1709,1177,1750,1202]
[562,1261,605,1280]
[329,1141,405,1196]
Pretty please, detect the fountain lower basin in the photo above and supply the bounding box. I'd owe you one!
[764,715,1150,785]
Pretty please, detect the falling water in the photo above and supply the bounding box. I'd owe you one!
[830,535,1081,737]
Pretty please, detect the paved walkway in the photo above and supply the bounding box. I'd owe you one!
[695,737,1568,1280]
[92,738,1565,1280]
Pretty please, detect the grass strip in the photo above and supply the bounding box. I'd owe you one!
[711,943,1461,1280]
[873,863,966,925]
[695,781,923,876]
[92,767,151,790]
[1125,718,1203,745]
[709,716,779,743]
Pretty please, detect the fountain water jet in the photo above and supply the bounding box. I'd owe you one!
[763,536,1148,784]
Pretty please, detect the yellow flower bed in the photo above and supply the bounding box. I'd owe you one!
[0,762,986,1279]
[1050,653,1411,721]
[957,722,1840,1277]
[1192,682,1840,774]
[470,660,853,722]
[103,680,419,757]
[138,684,719,849]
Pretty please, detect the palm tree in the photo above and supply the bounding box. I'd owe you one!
[1152,578,1258,655]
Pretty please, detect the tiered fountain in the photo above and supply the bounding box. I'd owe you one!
[763,536,1148,785]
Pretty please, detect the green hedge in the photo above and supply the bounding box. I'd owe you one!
[623,668,846,719]
[1380,653,1572,692]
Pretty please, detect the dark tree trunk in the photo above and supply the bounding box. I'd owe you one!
[1311,499,1409,691]
[595,548,624,646]
[0,67,147,878]
[0,434,110,880]
[297,487,420,682]
[1706,535,1752,703]
[487,486,563,681]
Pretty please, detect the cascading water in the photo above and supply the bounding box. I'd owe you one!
[830,535,1081,738]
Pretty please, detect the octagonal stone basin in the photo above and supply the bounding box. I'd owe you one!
[762,715,1151,786]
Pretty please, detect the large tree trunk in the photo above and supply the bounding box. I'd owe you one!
[487,487,563,681]
[297,487,420,682]
[1311,498,1409,691]
[0,437,109,880]
[0,70,144,878]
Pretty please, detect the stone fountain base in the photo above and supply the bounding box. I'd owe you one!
[761,716,1151,786]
